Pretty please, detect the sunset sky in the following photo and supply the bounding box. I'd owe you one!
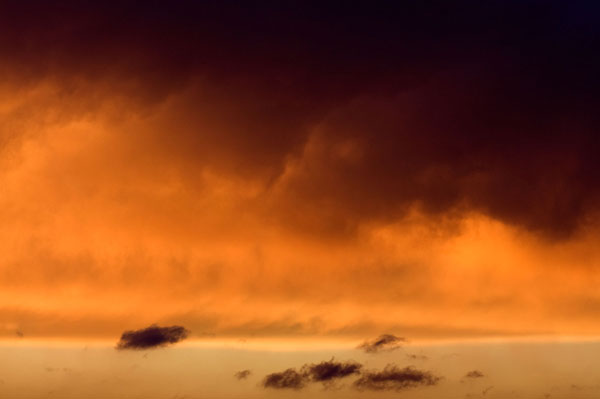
[2,1,600,398]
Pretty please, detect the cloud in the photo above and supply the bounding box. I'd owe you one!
[263,359,363,389]
[1,1,600,240]
[357,334,405,353]
[406,354,429,361]
[262,368,307,390]
[353,365,441,391]
[304,359,362,384]
[234,370,251,380]
[465,370,485,379]
[115,324,189,350]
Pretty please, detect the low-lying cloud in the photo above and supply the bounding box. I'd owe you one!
[465,370,485,379]
[263,359,363,389]
[357,334,405,353]
[116,324,189,350]
[407,353,429,361]
[353,365,440,391]
[234,369,251,380]
[262,368,307,390]
[305,359,362,383]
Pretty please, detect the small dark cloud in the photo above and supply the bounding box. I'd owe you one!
[234,369,252,380]
[115,324,189,350]
[353,364,440,391]
[15,330,23,338]
[304,359,362,384]
[465,370,485,379]
[357,334,405,353]
[262,368,307,390]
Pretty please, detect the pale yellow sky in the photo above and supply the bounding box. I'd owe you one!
[0,340,599,399]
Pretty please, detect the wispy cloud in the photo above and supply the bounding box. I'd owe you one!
[357,334,405,353]
[353,365,440,391]
[465,370,485,379]
[234,370,251,380]
[263,359,363,389]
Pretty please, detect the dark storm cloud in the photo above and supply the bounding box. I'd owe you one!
[262,368,307,390]
[353,365,441,391]
[2,1,600,238]
[358,334,405,353]
[465,370,485,379]
[115,324,189,350]
[234,369,251,380]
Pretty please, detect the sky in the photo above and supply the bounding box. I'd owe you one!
[1,1,600,398]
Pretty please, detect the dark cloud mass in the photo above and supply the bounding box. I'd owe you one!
[353,365,441,391]
[116,325,189,350]
[358,334,405,353]
[234,369,251,380]
[1,1,600,238]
